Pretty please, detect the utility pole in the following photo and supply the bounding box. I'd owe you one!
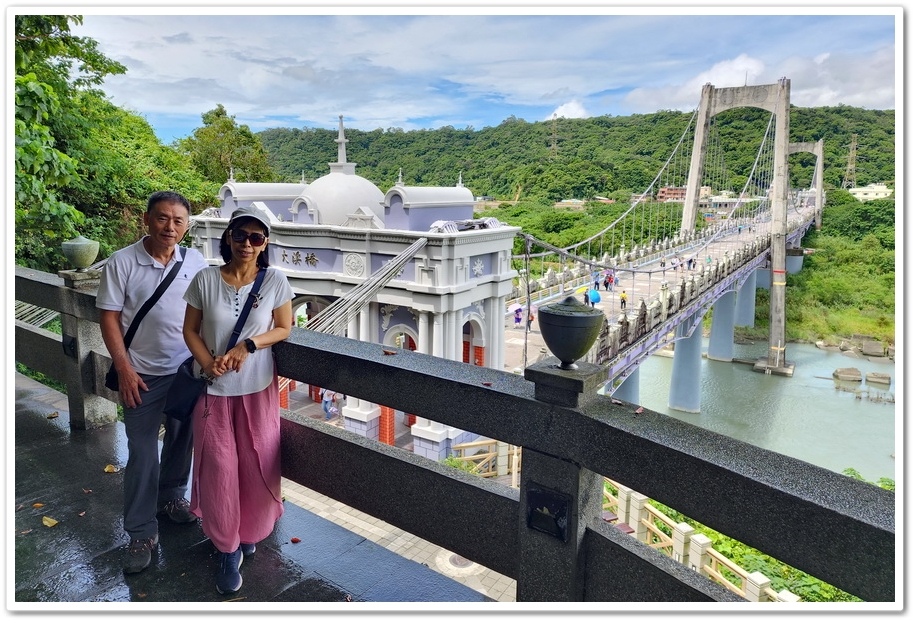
[551,114,558,159]
[842,133,858,189]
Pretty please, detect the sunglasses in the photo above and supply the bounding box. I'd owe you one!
[230,230,267,246]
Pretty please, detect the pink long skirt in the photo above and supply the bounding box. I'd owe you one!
[189,377,284,553]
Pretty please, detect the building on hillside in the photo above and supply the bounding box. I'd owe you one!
[656,186,687,202]
[188,116,520,460]
[848,182,893,202]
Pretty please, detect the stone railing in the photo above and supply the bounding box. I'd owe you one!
[14,265,895,603]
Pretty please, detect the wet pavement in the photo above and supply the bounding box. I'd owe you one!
[11,373,492,607]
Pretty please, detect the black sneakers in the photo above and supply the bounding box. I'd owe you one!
[158,498,196,523]
[123,533,159,574]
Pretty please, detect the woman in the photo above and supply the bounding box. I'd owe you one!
[182,205,293,595]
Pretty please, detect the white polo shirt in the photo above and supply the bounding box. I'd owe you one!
[96,238,208,375]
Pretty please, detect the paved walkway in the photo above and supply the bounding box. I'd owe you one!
[281,384,517,602]
[12,372,494,605]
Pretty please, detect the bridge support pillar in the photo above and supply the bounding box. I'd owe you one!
[613,368,640,405]
[669,318,702,413]
[736,273,756,327]
[707,291,736,362]
[786,247,804,274]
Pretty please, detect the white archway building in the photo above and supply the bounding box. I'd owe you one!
[189,116,519,459]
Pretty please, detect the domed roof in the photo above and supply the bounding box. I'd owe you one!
[307,168,384,226]
[305,116,384,226]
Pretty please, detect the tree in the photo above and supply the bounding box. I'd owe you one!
[177,104,275,183]
[14,15,126,270]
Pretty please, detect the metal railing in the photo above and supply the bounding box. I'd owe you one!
[13,265,896,603]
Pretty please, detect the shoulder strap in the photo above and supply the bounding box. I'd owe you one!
[122,246,188,349]
[224,267,267,353]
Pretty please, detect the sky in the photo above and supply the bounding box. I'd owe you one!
[44,3,901,145]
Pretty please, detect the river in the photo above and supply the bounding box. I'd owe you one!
[634,340,899,484]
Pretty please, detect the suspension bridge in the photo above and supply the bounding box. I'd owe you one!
[505,79,823,411]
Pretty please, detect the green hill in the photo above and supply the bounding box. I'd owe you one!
[258,106,894,202]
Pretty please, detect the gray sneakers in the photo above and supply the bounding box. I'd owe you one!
[123,533,159,574]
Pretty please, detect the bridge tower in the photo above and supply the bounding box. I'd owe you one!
[681,79,793,372]
[788,138,824,230]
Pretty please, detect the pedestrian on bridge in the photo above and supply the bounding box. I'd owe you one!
[620,290,627,310]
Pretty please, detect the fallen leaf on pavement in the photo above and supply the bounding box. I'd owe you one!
[290,537,301,543]
[78,511,86,517]
[633,406,644,414]
[104,464,119,473]
[20,529,33,535]
[47,411,59,419]
[32,503,44,509]
[83,488,92,494]
[611,399,623,405]
[382,349,396,355]
[42,516,59,527]
[482,382,492,387]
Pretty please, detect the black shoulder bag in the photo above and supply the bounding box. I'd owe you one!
[163,268,267,421]
[104,247,188,391]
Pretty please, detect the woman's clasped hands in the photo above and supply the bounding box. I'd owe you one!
[205,344,250,377]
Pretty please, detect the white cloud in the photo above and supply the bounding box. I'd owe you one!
[549,101,589,121]
[68,12,897,141]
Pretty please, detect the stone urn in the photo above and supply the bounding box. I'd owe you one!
[537,295,605,370]
[61,235,99,271]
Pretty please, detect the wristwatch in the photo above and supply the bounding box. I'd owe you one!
[244,338,257,353]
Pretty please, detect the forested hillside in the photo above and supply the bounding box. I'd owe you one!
[259,106,894,203]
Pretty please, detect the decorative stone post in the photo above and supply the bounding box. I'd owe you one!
[659,280,670,318]
[57,235,117,429]
[516,296,606,601]
[672,521,695,565]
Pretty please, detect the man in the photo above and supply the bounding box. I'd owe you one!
[321,388,335,420]
[97,191,209,574]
